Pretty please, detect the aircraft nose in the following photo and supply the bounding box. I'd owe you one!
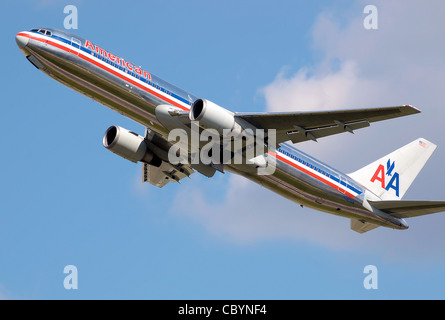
[16,33,29,49]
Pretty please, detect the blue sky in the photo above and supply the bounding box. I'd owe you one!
[2,0,445,299]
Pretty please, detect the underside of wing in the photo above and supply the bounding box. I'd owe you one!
[369,200,445,219]
[235,105,420,145]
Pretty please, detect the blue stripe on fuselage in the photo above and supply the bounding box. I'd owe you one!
[278,144,363,197]
[30,29,194,108]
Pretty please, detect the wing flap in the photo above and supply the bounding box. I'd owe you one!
[143,162,194,188]
[369,200,445,219]
[284,120,370,143]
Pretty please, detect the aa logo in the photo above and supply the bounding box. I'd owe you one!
[370,159,400,197]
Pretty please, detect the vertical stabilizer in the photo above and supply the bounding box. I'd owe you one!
[348,138,436,200]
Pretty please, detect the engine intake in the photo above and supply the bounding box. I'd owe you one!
[103,126,161,166]
[189,99,242,136]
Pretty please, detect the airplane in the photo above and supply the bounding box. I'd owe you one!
[15,27,445,234]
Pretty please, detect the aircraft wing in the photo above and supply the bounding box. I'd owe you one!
[235,105,420,145]
[369,200,445,219]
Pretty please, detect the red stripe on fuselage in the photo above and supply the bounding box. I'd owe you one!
[269,151,356,199]
[18,32,189,111]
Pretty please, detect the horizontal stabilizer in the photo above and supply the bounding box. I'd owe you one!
[350,219,380,234]
[369,200,445,219]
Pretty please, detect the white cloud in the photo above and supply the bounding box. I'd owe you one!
[171,0,445,260]
[172,173,348,246]
[173,172,445,261]
[261,60,387,113]
[260,0,445,167]
[263,0,445,114]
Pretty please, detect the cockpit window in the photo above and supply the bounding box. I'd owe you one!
[30,28,51,36]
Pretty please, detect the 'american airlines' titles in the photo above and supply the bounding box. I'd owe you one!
[84,40,152,80]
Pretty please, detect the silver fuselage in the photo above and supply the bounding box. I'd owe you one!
[16,28,408,231]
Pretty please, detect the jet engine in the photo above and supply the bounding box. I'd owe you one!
[189,99,244,136]
[103,126,161,166]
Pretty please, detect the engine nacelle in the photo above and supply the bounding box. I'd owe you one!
[189,99,243,136]
[103,126,161,166]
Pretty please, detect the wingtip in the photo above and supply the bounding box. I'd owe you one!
[404,104,421,114]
